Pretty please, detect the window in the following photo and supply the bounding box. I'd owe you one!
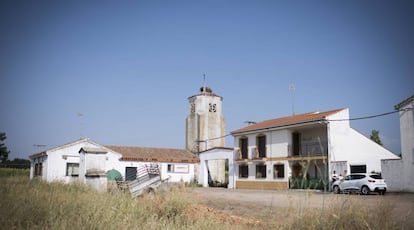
[256,135,266,158]
[256,164,267,179]
[239,165,248,178]
[167,164,173,173]
[34,163,42,176]
[66,163,79,177]
[209,103,216,112]
[239,137,248,159]
[274,164,285,178]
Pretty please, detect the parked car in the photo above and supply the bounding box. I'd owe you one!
[332,173,387,195]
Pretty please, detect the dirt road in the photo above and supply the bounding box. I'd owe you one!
[191,187,414,228]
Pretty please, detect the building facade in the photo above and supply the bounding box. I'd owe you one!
[30,138,199,187]
[382,95,414,192]
[231,108,399,190]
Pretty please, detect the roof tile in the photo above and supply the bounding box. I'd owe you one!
[232,108,345,134]
[105,145,199,163]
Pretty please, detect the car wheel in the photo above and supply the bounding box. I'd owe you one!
[333,186,340,194]
[380,190,386,195]
[361,186,370,195]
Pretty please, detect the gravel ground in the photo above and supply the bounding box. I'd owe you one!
[191,187,414,228]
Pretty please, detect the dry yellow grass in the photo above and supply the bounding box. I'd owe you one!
[0,169,401,230]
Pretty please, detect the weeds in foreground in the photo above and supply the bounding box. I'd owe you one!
[0,168,402,229]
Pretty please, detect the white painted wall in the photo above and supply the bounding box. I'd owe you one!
[30,139,103,183]
[186,90,225,152]
[198,148,234,188]
[382,98,414,192]
[328,109,399,175]
[30,139,197,185]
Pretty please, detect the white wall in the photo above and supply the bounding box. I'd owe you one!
[31,140,197,185]
[198,149,234,188]
[382,99,414,192]
[34,139,103,183]
[328,109,399,174]
[161,163,196,183]
[381,159,404,191]
[400,101,414,192]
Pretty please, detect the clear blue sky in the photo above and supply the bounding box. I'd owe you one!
[1,0,413,159]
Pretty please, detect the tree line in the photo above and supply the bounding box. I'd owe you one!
[0,132,30,169]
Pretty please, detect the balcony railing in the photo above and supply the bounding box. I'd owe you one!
[234,149,248,160]
[289,141,328,157]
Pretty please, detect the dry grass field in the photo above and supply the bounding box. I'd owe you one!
[1,168,412,229]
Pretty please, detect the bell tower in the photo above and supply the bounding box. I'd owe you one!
[186,86,225,153]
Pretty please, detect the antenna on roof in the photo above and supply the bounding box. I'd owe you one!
[33,144,46,152]
[289,83,295,115]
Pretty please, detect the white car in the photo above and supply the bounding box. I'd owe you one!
[332,173,387,195]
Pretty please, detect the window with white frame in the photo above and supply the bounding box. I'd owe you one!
[256,164,267,179]
[274,164,285,178]
[66,163,79,177]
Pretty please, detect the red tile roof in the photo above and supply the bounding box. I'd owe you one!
[231,108,346,134]
[105,145,199,163]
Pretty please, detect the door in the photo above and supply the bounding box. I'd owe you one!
[125,167,137,181]
[350,165,366,174]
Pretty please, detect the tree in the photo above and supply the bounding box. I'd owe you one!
[0,132,10,163]
[370,130,383,146]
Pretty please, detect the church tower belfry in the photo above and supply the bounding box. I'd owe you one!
[186,86,225,153]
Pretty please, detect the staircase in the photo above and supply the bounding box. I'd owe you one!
[123,164,162,196]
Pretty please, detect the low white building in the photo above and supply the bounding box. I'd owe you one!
[29,138,199,187]
[382,95,414,192]
[231,108,399,190]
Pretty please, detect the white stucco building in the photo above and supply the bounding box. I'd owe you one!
[382,95,414,192]
[231,108,399,190]
[30,138,199,187]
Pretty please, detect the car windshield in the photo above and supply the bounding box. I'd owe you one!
[370,174,383,179]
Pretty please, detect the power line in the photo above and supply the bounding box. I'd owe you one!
[198,107,413,143]
[327,108,412,122]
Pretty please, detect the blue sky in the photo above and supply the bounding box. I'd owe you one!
[1,0,413,159]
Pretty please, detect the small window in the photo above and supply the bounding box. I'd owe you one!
[209,103,217,112]
[274,164,285,178]
[66,163,79,177]
[167,164,173,173]
[256,164,267,179]
[239,165,248,178]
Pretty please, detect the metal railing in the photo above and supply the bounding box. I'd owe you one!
[289,141,328,157]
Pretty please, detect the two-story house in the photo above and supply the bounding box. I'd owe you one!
[231,108,399,190]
